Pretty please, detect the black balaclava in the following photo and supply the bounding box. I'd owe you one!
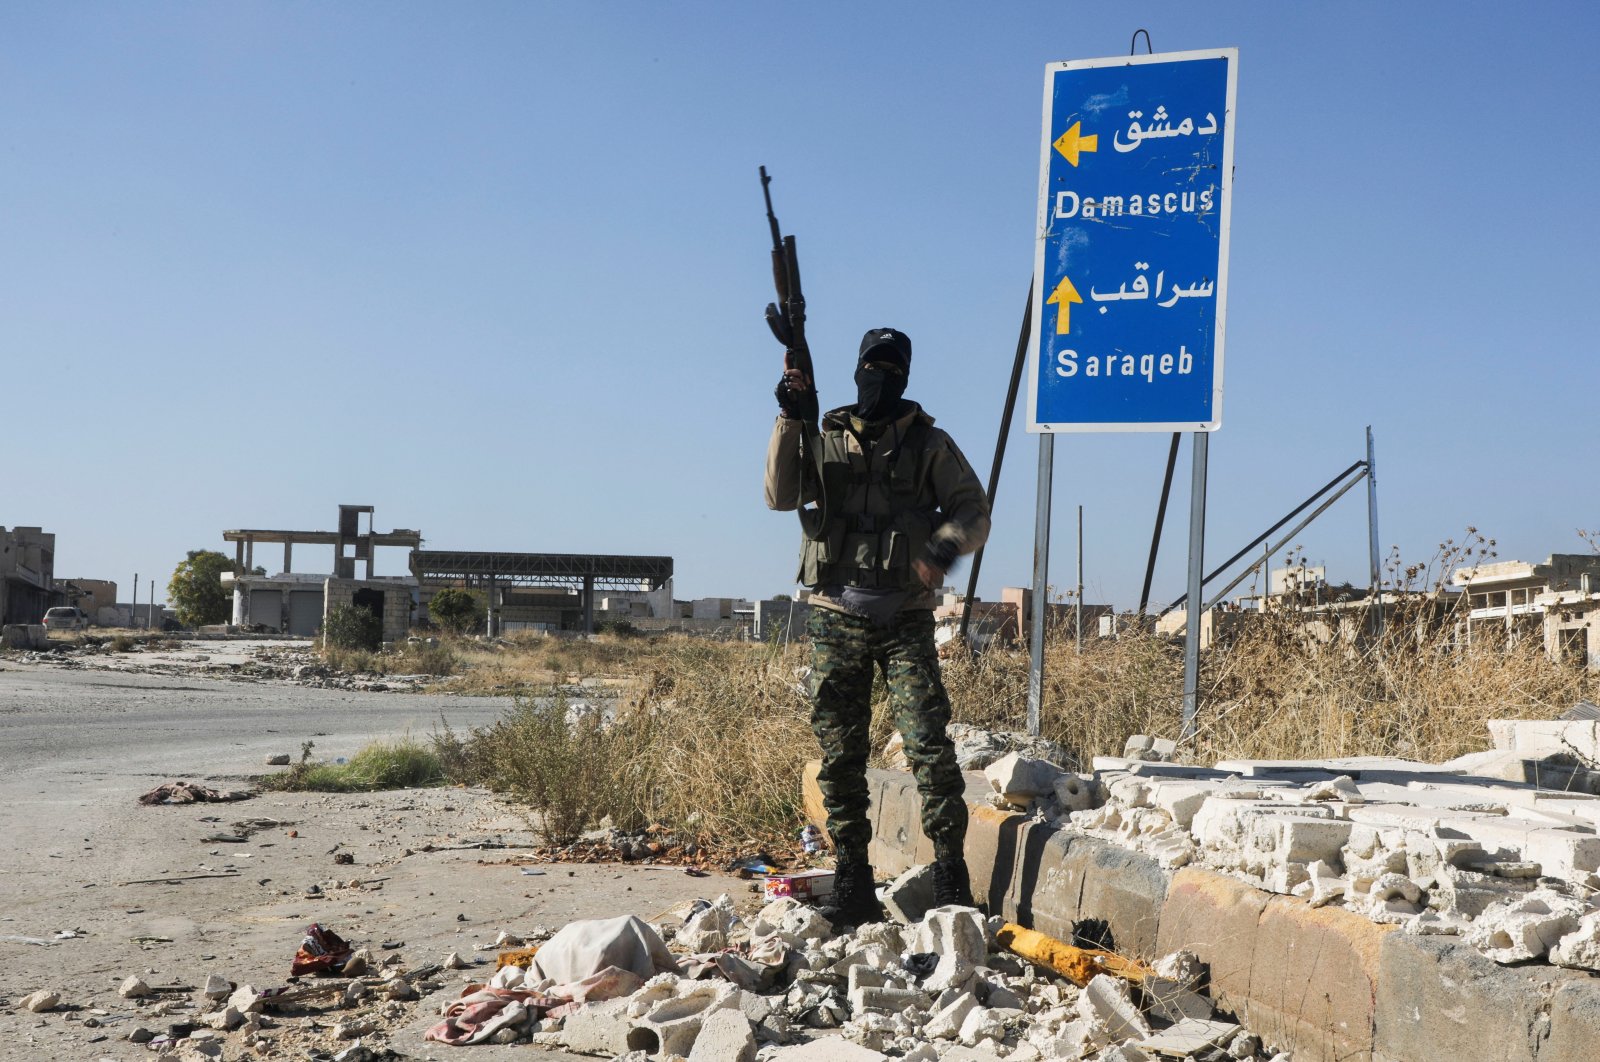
[854,327,912,422]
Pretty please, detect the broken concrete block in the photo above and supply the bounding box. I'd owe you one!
[1139,976,1214,1023]
[768,1038,889,1060]
[880,863,937,925]
[20,989,59,1013]
[201,973,232,1000]
[627,980,740,1057]
[955,1005,1006,1046]
[228,985,267,1013]
[202,1006,245,1031]
[1147,780,1222,829]
[1290,859,1348,909]
[1303,774,1364,803]
[681,894,743,954]
[750,898,832,948]
[908,906,987,994]
[560,997,635,1056]
[342,947,371,976]
[921,992,979,1040]
[1124,735,1176,762]
[984,753,1067,806]
[1137,1017,1240,1055]
[118,975,152,999]
[1053,773,1096,813]
[1467,888,1591,963]
[848,986,923,1015]
[1550,910,1600,970]
[333,1017,377,1039]
[1099,1046,1152,1062]
[687,1007,756,1062]
[1076,974,1150,1044]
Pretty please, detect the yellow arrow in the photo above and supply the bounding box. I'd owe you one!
[1046,275,1082,335]
[1052,121,1098,166]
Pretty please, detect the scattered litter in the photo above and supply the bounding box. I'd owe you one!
[762,869,835,904]
[0,934,56,947]
[137,781,252,806]
[518,867,545,876]
[290,923,354,977]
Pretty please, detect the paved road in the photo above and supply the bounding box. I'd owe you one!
[0,647,747,1061]
[0,653,517,789]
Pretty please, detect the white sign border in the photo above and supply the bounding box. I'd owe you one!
[1026,47,1238,434]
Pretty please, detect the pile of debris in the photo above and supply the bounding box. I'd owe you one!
[976,719,1600,969]
[885,724,1075,773]
[420,882,1285,1061]
[19,932,450,1062]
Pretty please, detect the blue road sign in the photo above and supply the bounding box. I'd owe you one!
[1028,48,1237,432]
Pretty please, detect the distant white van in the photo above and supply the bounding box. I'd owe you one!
[43,606,90,631]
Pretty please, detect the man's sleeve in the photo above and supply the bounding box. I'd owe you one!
[928,431,991,557]
[764,416,817,511]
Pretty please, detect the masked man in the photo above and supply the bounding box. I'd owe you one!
[765,327,991,926]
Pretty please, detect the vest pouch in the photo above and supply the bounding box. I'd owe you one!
[847,532,882,570]
[797,523,844,586]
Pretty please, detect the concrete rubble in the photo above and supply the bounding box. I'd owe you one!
[427,886,1287,1061]
[1013,719,1600,969]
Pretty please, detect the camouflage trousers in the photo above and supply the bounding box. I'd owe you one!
[806,606,967,866]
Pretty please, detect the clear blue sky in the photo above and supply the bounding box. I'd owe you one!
[4,2,1597,608]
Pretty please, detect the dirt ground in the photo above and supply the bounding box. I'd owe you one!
[0,640,762,1061]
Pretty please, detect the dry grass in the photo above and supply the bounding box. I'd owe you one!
[415,553,1600,850]
[321,638,461,677]
[444,631,668,694]
[435,637,814,848]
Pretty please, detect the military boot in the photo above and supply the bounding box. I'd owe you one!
[825,861,885,930]
[931,858,974,908]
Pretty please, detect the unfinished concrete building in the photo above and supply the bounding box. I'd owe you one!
[1451,554,1600,669]
[222,505,422,642]
[409,550,673,635]
[0,526,56,625]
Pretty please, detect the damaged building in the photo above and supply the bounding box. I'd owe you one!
[221,504,674,640]
[0,526,57,625]
[222,505,422,642]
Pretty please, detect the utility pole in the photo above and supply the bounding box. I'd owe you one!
[132,574,138,631]
[1075,505,1084,652]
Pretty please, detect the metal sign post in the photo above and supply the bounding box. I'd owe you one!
[1027,48,1237,739]
[1027,433,1054,736]
[1181,431,1208,740]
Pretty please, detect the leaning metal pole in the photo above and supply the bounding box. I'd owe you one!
[961,286,1034,643]
[1180,432,1209,743]
[1138,433,1182,615]
[1028,433,1054,738]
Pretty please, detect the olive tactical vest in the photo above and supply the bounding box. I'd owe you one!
[798,415,938,590]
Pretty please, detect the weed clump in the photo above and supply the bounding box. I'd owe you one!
[263,737,446,792]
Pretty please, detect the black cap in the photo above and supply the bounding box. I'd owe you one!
[857,327,912,372]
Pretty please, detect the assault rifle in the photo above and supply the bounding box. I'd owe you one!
[760,166,815,402]
[759,166,826,536]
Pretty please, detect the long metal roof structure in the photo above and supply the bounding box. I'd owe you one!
[409,550,673,591]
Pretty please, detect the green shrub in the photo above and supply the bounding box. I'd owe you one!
[434,695,616,844]
[323,604,381,651]
[262,737,446,792]
[429,588,483,635]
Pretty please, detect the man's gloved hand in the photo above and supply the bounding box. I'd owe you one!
[775,368,819,422]
[913,539,961,589]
